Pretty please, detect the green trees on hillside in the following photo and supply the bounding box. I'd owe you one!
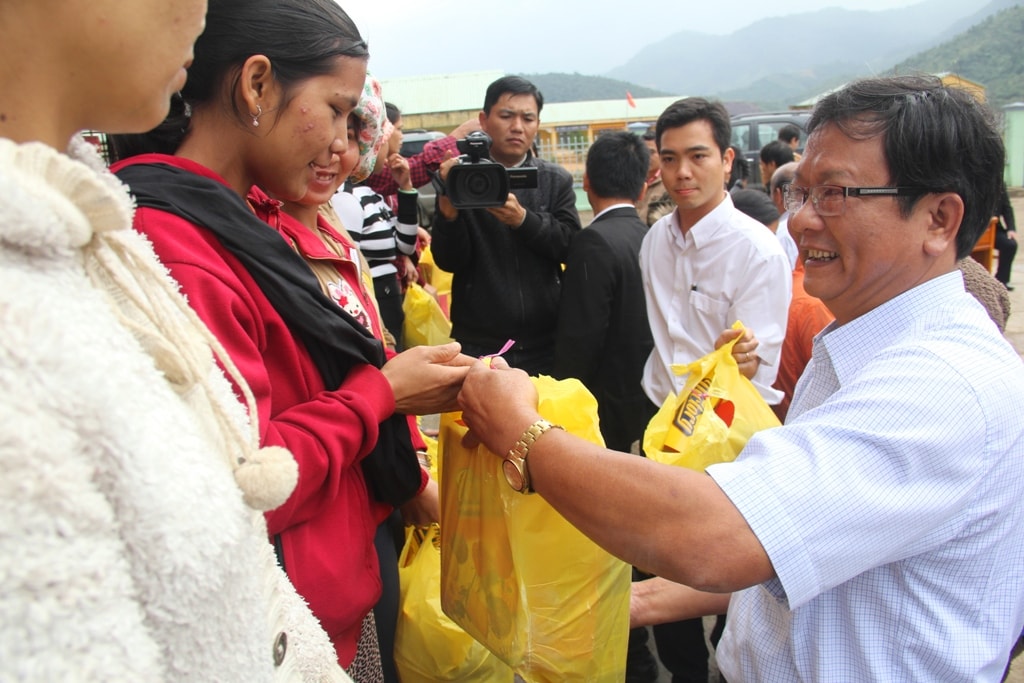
[893,6,1024,106]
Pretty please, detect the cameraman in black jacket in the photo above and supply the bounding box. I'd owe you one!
[431,76,580,375]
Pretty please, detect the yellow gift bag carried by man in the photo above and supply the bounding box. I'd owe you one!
[643,321,781,471]
[437,376,630,683]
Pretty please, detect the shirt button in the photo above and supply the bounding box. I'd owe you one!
[273,631,288,667]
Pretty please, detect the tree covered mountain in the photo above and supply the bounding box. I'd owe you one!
[515,73,669,104]
[890,4,1024,106]
[521,0,1022,109]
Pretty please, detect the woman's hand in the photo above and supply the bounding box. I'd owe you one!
[400,475,438,526]
[381,342,474,415]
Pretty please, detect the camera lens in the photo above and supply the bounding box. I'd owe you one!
[464,170,494,197]
[447,159,510,208]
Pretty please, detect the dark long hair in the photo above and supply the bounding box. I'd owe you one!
[109,0,368,161]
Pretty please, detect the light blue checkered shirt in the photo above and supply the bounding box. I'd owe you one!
[709,272,1024,681]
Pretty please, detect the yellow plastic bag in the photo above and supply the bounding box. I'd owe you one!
[403,281,453,347]
[643,321,781,470]
[438,376,630,683]
[394,525,514,683]
[418,244,453,298]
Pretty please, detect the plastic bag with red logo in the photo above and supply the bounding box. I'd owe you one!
[643,321,781,471]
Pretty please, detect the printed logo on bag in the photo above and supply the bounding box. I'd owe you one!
[672,376,713,436]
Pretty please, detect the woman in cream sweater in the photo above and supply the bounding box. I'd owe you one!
[0,1,347,680]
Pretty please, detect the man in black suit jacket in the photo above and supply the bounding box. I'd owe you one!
[553,131,654,453]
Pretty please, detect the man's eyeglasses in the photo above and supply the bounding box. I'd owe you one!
[782,184,933,216]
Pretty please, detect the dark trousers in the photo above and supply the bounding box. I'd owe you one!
[996,228,1018,285]
[652,617,708,682]
[651,614,727,683]
[623,407,661,682]
[636,529,726,683]
[373,273,405,352]
[372,511,405,683]
[626,568,661,683]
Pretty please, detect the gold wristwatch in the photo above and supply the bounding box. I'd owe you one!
[503,419,564,493]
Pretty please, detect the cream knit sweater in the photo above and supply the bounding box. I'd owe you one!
[0,136,350,682]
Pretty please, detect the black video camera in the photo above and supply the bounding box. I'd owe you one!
[443,131,538,209]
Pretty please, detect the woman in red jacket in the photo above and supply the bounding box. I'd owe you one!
[250,77,440,682]
[109,1,471,678]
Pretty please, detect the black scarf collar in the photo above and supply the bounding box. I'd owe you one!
[116,161,421,507]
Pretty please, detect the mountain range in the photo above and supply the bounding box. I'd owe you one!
[523,0,1023,110]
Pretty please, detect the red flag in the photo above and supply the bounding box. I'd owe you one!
[626,91,637,108]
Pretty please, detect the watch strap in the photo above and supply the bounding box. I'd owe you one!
[507,419,564,493]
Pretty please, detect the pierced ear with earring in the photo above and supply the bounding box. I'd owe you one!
[251,104,263,128]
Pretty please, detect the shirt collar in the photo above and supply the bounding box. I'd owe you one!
[593,203,636,221]
[500,153,530,169]
[816,271,965,385]
[667,191,734,248]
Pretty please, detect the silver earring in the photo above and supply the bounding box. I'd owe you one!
[252,104,262,128]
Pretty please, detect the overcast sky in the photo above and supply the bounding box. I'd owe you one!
[344,0,923,80]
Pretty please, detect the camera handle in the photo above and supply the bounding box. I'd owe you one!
[428,169,447,197]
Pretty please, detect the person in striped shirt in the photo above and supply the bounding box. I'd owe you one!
[342,102,419,350]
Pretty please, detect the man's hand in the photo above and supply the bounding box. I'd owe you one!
[716,326,760,379]
[436,156,459,221]
[487,192,527,228]
[458,357,540,457]
[381,342,475,414]
[630,577,732,628]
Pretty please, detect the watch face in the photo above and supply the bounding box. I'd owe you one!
[503,458,526,492]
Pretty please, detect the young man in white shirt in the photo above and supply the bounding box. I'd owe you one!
[637,97,792,681]
[640,98,791,412]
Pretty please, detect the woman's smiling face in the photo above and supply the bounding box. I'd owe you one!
[249,55,367,203]
[293,112,363,209]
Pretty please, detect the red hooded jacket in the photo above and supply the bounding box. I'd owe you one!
[113,153,425,665]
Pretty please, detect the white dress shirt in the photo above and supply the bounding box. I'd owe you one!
[639,193,791,405]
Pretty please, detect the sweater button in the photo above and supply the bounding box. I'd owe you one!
[273,631,288,666]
